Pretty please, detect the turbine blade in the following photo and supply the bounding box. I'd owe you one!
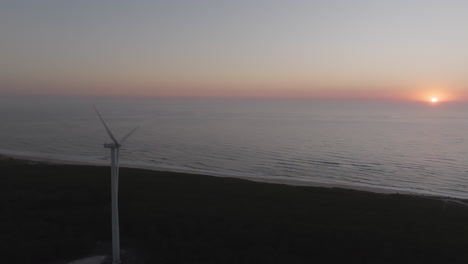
[120,126,139,145]
[94,106,120,146]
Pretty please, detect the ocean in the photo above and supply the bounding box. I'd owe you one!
[2,96,468,198]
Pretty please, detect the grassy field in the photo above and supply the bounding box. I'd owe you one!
[2,156,468,263]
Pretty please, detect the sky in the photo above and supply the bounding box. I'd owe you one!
[1,0,468,101]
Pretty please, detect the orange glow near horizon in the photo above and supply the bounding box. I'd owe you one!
[4,79,468,102]
[408,82,462,102]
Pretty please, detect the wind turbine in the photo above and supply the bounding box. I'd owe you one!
[94,106,138,264]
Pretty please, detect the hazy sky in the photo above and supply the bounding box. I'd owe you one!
[2,0,468,100]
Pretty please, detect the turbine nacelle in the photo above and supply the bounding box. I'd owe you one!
[104,142,120,149]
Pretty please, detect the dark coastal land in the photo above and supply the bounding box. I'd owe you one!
[2,156,468,264]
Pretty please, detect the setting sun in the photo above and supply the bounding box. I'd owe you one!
[431,97,438,103]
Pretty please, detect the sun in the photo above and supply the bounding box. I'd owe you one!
[430,97,438,103]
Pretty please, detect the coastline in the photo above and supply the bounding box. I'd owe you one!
[0,152,431,197]
[3,153,468,263]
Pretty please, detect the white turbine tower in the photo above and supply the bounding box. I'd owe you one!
[94,106,138,264]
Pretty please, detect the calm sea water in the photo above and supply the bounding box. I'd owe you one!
[1,96,468,198]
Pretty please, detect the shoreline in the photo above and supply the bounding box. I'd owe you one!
[4,152,468,263]
[0,152,458,199]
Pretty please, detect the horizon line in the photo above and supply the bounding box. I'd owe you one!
[1,94,466,103]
